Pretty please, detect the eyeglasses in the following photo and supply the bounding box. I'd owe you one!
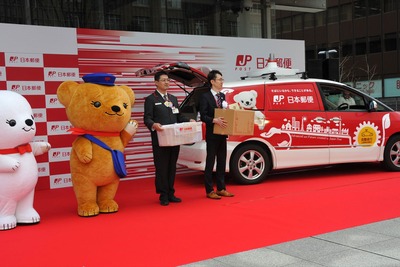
[158,79,171,82]
[214,78,224,82]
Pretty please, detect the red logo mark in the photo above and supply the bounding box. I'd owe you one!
[51,125,60,131]
[236,55,252,66]
[49,98,58,104]
[9,56,18,62]
[48,71,57,77]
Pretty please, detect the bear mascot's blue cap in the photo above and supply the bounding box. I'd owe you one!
[82,73,116,86]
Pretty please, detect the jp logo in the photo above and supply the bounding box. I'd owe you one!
[236,55,252,66]
[273,95,284,103]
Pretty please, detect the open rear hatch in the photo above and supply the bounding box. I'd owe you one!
[135,61,208,88]
[136,62,210,120]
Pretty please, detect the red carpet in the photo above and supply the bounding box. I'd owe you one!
[2,162,400,267]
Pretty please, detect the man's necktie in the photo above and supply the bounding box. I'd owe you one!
[216,93,222,108]
[163,94,168,102]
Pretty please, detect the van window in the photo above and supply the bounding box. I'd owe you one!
[266,83,322,111]
[319,84,367,111]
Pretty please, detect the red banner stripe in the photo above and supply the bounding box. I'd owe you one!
[0,52,4,65]
[44,54,78,68]
[24,95,46,108]
[6,67,44,81]
[48,135,76,147]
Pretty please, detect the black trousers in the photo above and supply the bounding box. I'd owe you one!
[204,136,227,194]
[152,144,180,200]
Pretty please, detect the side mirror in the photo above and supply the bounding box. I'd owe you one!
[368,100,377,111]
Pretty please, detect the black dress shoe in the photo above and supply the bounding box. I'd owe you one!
[168,196,182,203]
[160,200,169,206]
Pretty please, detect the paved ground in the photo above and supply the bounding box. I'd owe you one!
[179,217,400,267]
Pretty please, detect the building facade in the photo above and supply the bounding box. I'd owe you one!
[0,0,262,37]
[275,0,400,108]
[2,0,400,107]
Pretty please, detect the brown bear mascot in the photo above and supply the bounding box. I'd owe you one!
[57,73,137,217]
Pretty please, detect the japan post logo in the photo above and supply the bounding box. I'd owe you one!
[9,56,18,63]
[273,95,284,103]
[236,55,252,66]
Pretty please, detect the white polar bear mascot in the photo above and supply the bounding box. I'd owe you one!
[233,90,266,129]
[0,91,51,230]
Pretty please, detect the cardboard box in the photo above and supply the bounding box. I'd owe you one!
[213,109,255,136]
[157,121,203,147]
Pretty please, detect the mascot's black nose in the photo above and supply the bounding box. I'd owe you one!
[25,119,33,126]
[111,105,121,113]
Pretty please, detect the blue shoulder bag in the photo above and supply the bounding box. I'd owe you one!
[82,134,127,178]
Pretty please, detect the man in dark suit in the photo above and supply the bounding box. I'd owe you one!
[144,71,194,206]
[199,70,234,199]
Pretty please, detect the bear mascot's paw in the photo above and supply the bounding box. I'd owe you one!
[0,91,51,230]
[57,73,137,217]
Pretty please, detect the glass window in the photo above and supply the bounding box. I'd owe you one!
[384,33,397,51]
[369,36,381,53]
[355,79,383,98]
[315,11,326,27]
[281,17,291,33]
[384,0,396,12]
[188,20,207,35]
[368,0,381,15]
[251,3,261,14]
[275,19,282,37]
[304,13,314,28]
[0,0,25,24]
[162,0,182,9]
[342,40,353,57]
[355,38,367,55]
[306,48,316,60]
[251,23,262,38]
[354,0,367,18]
[293,14,302,31]
[340,4,352,21]
[131,0,150,6]
[320,84,367,111]
[170,18,184,34]
[227,21,238,37]
[327,7,339,24]
[105,15,121,30]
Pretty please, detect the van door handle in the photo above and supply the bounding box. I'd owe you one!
[330,117,342,122]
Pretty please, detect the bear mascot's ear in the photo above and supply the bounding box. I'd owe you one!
[57,81,79,108]
[233,92,242,103]
[119,85,135,105]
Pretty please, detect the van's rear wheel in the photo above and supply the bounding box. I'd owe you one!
[230,144,269,185]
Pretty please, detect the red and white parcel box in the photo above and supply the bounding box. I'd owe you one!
[157,121,203,146]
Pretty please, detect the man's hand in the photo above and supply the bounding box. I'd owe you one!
[153,123,164,131]
[213,117,227,128]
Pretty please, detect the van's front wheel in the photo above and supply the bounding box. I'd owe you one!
[383,134,400,171]
[230,144,269,185]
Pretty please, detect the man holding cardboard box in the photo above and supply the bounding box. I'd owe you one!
[199,70,234,200]
[144,71,194,206]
